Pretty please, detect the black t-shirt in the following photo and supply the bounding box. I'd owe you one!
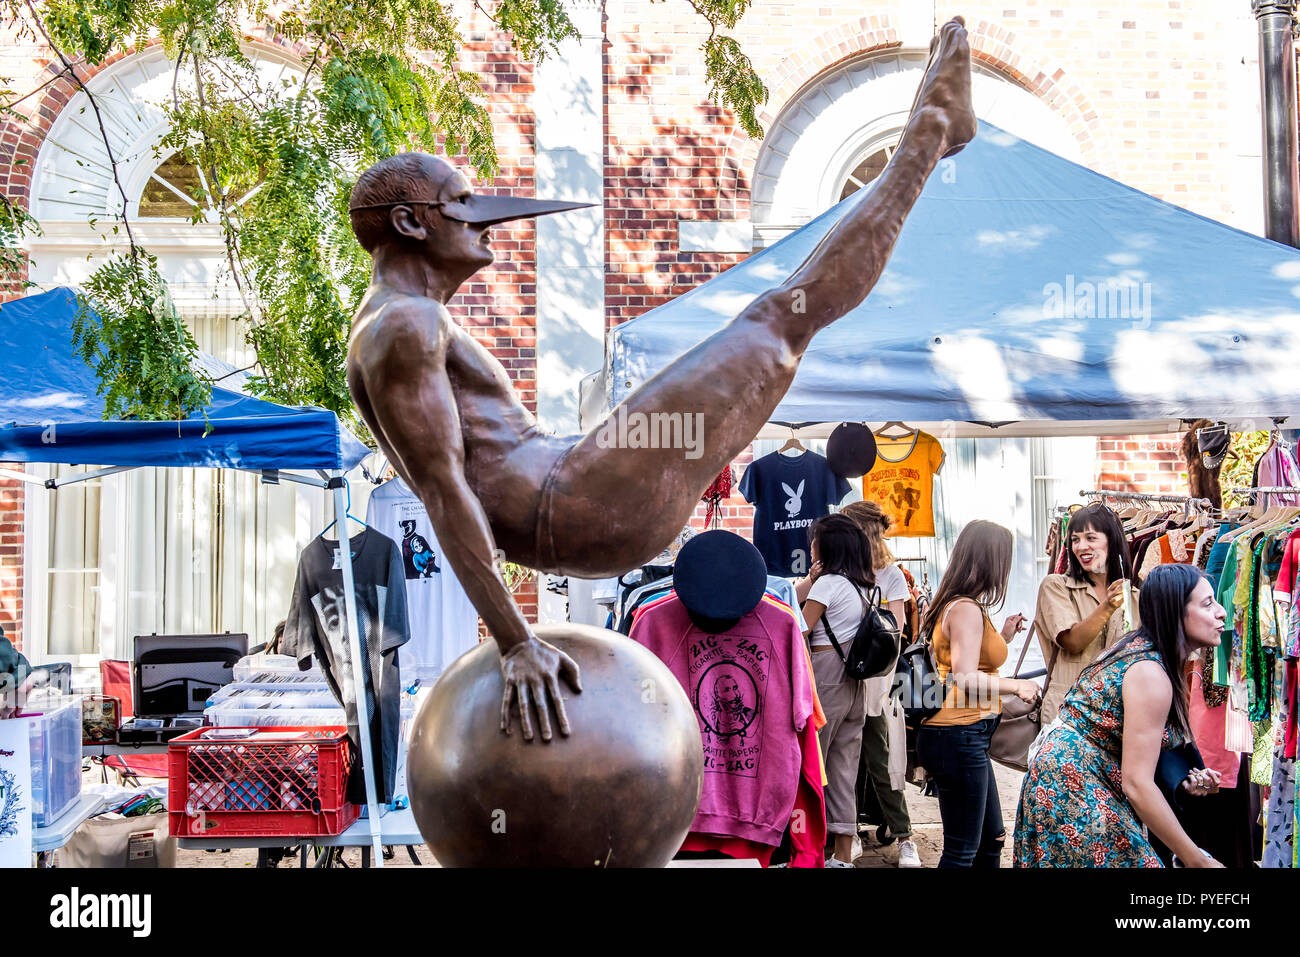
[739,451,850,577]
[282,529,410,804]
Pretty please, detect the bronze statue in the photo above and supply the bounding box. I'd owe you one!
[347,17,976,742]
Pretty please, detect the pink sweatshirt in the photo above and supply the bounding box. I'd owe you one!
[630,592,814,847]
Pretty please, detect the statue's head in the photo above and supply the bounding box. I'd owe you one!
[349,153,589,290]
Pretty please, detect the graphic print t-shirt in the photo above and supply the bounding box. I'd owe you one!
[366,478,480,684]
[281,529,410,803]
[629,592,813,846]
[740,451,850,576]
[860,431,945,538]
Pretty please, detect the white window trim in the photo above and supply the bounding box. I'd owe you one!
[22,465,126,669]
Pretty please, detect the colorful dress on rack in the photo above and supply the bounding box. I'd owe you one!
[1013,637,1173,868]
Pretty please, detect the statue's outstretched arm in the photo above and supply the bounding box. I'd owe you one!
[353,304,581,741]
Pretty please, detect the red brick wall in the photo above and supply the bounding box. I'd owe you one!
[449,25,540,623]
[1095,433,1188,496]
[0,469,23,649]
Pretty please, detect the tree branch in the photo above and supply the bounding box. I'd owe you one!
[20,0,140,256]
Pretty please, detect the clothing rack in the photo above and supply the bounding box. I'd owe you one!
[1080,489,1211,510]
[1230,486,1300,495]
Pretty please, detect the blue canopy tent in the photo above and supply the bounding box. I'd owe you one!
[0,287,389,861]
[0,287,368,471]
[599,123,1300,438]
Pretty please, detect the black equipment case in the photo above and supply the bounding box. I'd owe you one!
[117,633,248,745]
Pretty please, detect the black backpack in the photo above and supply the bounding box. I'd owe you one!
[818,583,901,681]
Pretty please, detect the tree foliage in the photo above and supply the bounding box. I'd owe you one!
[1,0,767,425]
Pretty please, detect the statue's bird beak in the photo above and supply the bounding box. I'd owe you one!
[439,194,594,227]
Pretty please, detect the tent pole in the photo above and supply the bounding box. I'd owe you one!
[332,473,385,866]
[0,468,46,486]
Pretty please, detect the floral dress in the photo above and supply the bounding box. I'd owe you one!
[1013,637,1173,867]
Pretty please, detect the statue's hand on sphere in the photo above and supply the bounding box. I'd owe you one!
[499,636,583,741]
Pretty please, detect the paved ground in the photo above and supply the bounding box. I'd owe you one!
[76,763,1026,870]
[853,762,1025,868]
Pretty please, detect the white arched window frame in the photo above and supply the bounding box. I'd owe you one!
[750,50,1086,246]
[21,45,328,671]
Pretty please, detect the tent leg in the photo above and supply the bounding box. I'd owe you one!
[333,475,385,867]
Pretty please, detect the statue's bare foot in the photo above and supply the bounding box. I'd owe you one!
[908,16,977,158]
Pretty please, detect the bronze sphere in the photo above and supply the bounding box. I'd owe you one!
[407,623,703,867]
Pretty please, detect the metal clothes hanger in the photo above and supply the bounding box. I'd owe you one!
[319,478,367,540]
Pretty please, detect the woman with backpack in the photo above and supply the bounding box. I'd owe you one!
[915,520,1039,868]
[839,500,921,867]
[798,513,880,867]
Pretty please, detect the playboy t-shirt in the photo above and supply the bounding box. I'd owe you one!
[366,478,480,684]
[740,450,850,576]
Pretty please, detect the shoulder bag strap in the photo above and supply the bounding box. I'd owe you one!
[820,582,871,665]
[1009,620,1061,685]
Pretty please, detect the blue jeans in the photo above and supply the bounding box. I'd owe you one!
[916,717,1004,868]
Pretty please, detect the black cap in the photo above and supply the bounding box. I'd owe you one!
[826,422,878,478]
[673,530,767,630]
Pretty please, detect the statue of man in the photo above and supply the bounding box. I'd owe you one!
[346,17,976,743]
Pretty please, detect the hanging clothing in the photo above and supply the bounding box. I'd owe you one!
[859,431,945,538]
[281,529,410,804]
[629,591,821,850]
[1255,440,1300,509]
[1014,638,1173,868]
[365,477,479,684]
[739,450,849,576]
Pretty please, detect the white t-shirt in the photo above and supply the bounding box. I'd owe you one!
[365,478,480,686]
[807,565,910,714]
[866,564,909,715]
[807,574,869,649]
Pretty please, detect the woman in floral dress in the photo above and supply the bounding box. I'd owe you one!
[1014,564,1227,868]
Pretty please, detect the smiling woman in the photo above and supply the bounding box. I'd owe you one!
[1032,503,1138,724]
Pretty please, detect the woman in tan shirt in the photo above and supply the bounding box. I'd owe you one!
[1034,503,1136,724]
[916,521,1039,868]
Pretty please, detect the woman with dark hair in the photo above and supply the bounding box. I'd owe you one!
[1014,563,1226,868]
[1033,503,1137,724]
[916,521,1038,868]
[799,513,876,867]
[839,500,920,867]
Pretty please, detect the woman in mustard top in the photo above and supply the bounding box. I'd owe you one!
[916,521,1040,868]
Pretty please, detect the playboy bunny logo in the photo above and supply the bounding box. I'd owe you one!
[781,479,805,517]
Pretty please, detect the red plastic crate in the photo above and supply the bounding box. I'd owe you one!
[168,727,360,838]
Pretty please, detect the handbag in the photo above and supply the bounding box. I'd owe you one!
[819,583,901,681]
[894,631,947,729]
[988,622,1058,772]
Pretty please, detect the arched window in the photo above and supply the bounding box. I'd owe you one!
[21,45,319,670]
[137,152,260,220]
[837,138,898,201]
[750,49,1085,243]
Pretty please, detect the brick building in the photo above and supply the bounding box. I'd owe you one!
[0,2,1276,665]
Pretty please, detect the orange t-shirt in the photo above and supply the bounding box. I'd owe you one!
[924,597,1009,727]
[860,431,945,538]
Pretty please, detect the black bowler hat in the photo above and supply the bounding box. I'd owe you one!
[826,422,878,478]
[673,530,767,632]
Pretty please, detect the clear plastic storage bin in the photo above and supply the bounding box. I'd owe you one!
[24,694,83,827]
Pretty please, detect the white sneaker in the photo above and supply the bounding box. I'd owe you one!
[824,856,854,868]
[850,834,863,861]
[896,839,922,868]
